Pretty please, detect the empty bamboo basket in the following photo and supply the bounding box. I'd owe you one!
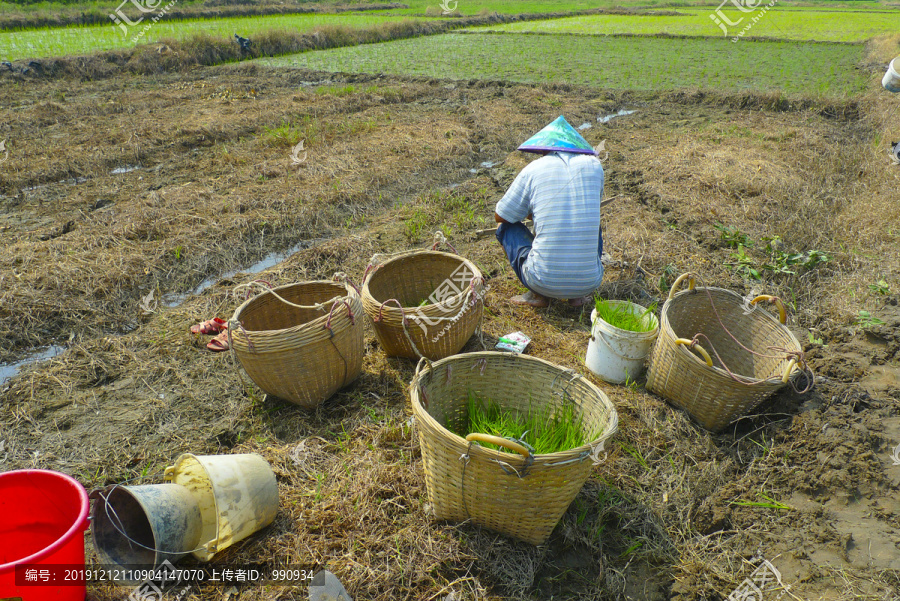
[646,273,807,432]
[361,251,484,360]
[230,281,364,409]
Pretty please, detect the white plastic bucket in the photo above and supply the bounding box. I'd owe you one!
[164,453,278,561]
[585,302,659,384]
[883,57,900,93]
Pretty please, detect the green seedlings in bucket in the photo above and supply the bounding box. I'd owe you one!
[454,391,596,455]
[593,298,657,333]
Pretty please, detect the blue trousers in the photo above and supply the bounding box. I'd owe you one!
[495,221,603,296]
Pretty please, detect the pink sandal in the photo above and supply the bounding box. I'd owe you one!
[206,330,230,352]
[191,317,227,335]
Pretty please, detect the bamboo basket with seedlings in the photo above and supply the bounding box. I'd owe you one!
[410,351,618,545]
[646,273,812,432]
[585,297,659,384]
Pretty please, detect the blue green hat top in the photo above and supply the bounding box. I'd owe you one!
[517,115,596,155]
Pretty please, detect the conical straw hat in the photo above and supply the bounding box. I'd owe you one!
[517,115,596,155]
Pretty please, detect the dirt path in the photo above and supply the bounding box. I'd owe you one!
[1,66,898,600]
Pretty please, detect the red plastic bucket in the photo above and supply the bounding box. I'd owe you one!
[0,469,89,601]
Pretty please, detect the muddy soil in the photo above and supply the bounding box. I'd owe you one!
[0,65,898,601]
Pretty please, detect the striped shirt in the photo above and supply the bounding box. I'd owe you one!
[495,152,604,298]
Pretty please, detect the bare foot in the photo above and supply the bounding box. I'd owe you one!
[510,291,550,308]
[567,296,592,308]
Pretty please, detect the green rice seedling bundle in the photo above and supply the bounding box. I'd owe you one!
[454,391,594,455]
[593,297,657,332]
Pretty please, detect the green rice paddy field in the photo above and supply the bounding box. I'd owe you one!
[0,13,411,61]
[2,0,896,63]
[0,0,888,21]
[474,8,900,42]
[261,32,867,97]
[366,0,892,14]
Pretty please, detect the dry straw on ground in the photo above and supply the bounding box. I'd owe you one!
[1,64,898,600]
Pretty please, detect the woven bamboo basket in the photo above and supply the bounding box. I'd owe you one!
[361,250,484,360]
[229,281,364,409]
[410,351,618,545]
[645,274,806,432]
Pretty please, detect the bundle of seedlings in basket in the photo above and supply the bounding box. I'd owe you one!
[593,297,658,332]
[453,391,598,455]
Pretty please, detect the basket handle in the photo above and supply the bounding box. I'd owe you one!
[781,359,797,383]
[332,272,361,295]
[325,299,354,329]
[431,230,458,254]
[465,433,531,458]
[749,295,787,324]
[667,273,696,300]
[413,355,434,378]
[376,298,405,324]
[675,338,713,367]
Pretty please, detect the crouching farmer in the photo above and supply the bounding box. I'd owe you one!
[494,116,605,308]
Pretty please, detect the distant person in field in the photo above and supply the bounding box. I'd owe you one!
[494,116,605,308]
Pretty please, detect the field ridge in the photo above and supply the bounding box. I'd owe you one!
[0,8,671,74]
[0,1,408,32]
[460,28,866,45]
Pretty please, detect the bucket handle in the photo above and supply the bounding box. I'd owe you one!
[465,433,531,459]
[667,273,696,300]
[674,338,713,367]
[749,295,787,324]
[92,482,211,556]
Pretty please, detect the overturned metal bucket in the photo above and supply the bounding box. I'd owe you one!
[91,483,202,584]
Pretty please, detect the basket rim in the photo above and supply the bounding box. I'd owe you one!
[659,285,802,385]
[230,280,357,335]
[361,250,483,311]
[410,351,618,464]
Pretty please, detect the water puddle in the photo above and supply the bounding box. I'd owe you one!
[470,160,502,174]
[578,122,592,130]
[598,109,637,124]
[0,345,66,387]
[162,240,316,307]
[22,176,88,193]
[111,165,141,175]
